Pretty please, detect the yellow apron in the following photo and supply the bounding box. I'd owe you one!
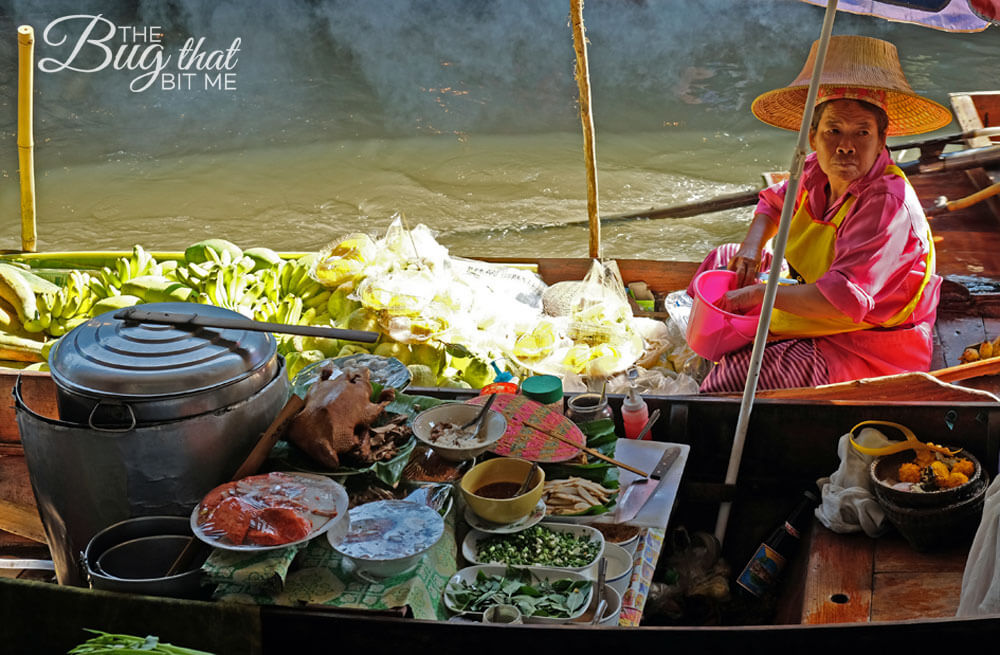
[769,165,934,338]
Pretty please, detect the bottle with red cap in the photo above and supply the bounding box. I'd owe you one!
[620,367,650,439]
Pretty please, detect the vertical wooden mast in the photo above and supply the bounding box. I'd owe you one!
[17,25,37,253]
[570,0,601,259]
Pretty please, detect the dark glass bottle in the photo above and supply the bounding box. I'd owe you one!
[735,489,820,599]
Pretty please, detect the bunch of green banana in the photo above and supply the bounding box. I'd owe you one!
[32,269,98,336]
[257,294,304,355]
[184,238,244,266]
[0,263,63,335]
[278,254,330,313]
[196,263,263,316]
[98,245,163,292]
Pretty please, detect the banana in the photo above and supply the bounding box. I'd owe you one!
[88,276,112,299]
[0,264,60,296]
[287,262,308,294]
[0,265,38,323]
[21,316,45,333]
[48,291,66,319]
[0,299,22,333]
[236,255,255,275]
[174,267,192,289]
[287,295,303,325]
[260,268,280,302]
[224,266,239,303]
[38,307,52,330]
[47,318,68,337]
[121,276,195,303]
[0,330,46,363]
[63,316,88,331]
[63,287,86,319]
[184,239,242,265]
[90,295,142,316]
[303,290,332,310]
[187,262,211,282]
[278,261,294,293]
[103,265,122,289]
[116,257,131,285]
[295,279,325,300]
[243,247,283,272]
[76,290,96,318]
[130,244,158,277]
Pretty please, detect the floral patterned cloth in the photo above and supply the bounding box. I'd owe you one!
[204,513,662,625]
[207,512,458,620]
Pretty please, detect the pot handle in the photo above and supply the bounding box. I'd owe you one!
[88,401,137,433]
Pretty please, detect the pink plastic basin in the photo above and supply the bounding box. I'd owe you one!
[686,269,761,361]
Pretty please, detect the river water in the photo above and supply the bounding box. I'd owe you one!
[0,0,996,260]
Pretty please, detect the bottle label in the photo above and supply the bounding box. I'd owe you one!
[736,543,787,598]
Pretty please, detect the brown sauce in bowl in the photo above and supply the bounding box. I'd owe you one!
[474,481,523,499]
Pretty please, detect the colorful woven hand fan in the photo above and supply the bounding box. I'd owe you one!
[467,393,585,462]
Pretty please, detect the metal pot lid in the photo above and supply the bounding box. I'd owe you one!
[49,302,277,399]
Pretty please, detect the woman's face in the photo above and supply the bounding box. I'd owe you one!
[809,99,887,194]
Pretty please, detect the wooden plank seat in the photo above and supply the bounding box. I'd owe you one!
[799,520,970,624]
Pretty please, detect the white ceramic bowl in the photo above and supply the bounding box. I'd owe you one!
[587,522,642,557]
[330,500,444,580]
[411,402,507,462]
[598,585,623,626]
[461,523,604,572]
[444,564,594,624]
[602,542,635,597]
[570,584,622,627]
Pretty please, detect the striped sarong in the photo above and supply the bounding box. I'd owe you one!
[699,338,830,393]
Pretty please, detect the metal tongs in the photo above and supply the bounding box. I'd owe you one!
[114,307,379,343]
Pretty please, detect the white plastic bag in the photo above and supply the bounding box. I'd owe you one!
[814,428,891,537]
[957,475,1000,616]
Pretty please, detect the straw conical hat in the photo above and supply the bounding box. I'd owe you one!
[751,35,952,137]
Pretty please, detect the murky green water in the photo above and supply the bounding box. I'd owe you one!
[0,0,995,260]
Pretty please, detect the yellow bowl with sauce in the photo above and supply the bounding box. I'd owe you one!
[459,457,545,525]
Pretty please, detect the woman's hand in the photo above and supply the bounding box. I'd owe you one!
[717,283,764,314]
[727,253,760,288]
[727,212,777,288]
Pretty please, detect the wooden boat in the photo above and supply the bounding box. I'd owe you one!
[0,92,999,652]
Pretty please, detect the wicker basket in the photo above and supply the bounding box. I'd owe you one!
[876,479,987,551]
[870,449,987,551]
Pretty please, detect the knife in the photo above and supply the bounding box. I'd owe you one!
[614,445,681,523]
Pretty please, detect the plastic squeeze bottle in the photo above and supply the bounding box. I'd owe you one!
[621,368,650,439]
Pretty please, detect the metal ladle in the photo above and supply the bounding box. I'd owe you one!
[515,462,540,496]
[591,557,608,624]
[459,393,497,434]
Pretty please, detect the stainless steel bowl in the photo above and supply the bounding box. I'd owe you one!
[84,515,208,599]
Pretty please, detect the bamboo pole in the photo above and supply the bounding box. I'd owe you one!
[17,25,37,253]
[569,0,601,259]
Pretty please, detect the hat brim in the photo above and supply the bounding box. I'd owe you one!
[752,84,953,137]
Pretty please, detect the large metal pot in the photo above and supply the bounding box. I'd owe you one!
[16,302,291,586]
[48,302,280,427]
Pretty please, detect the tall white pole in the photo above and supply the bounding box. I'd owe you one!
[714,0,840,545]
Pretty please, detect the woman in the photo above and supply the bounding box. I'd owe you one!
[690,36,952,393]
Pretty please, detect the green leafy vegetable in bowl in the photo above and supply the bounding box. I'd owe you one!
[474,525,601,568]
[445,566,592,619]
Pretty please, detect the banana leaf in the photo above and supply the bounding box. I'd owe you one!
[540,418,620,516]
